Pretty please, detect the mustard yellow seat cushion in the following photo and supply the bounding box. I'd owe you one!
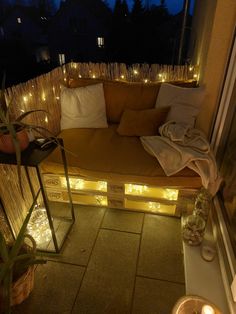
[41,125,201,187]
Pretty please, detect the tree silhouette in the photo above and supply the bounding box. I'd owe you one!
[108,0,131,62]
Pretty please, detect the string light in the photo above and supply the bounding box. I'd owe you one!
[144,79,148,83]
[61,177,85,190]
[95,195,107,206]
[148,202,161,210]
[163,189,178,200]
[23,96,28,103]
[98,181,107,191]
[120,75,125,79]
[45,116,48,123]
[126,184,148,195]
[27,207,52,245]
[92,74,96,78]
[79,74,82,78]
[133,70,138,75]
[189,66,193,71]
[42,92,46,101]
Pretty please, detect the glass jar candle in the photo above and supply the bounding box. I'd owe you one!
[182,214,206,246]
[194,188,212,221]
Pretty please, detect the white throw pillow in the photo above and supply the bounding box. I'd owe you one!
[60,83,108,130]
[155,83,205,127]
[166,103,200,126]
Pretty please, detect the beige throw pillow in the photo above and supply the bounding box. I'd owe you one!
[117,108,169,136]
[155,83,205,127]
[60,83,108,130]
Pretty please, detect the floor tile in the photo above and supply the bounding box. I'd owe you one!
[102,208,144,233]
[49,205,106,266]
[72,229,140,314]
[138,215,185,283]
[13,261,85,314]
[132,276,185,314]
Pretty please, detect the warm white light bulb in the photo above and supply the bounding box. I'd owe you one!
[201,305,215,314]
[23,96,28,103]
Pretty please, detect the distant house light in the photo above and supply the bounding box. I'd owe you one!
[58,53,65,65]
[17,17,22,24]
[97,37,104,48]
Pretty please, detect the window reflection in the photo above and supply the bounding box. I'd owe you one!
[220,105,236,250]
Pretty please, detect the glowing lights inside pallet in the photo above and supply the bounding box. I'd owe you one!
[60,177,107,192]
[125,184,179,201]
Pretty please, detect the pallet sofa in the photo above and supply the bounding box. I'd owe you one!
[41,78,203,217]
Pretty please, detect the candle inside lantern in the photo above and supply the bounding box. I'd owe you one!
[201,304,215,314]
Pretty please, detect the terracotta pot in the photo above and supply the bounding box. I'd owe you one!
[0,129,29,154]
[11,266,35,306]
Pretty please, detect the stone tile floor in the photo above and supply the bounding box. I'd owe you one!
[13,206,185,314]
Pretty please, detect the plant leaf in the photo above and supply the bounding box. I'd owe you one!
[16,109,49,122]
[0,232,9,262]
[0,73,8,116]
[9,189,40,261]
[5,122,23,194]
[2,268,12,314]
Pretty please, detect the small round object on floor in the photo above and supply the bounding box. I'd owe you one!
[201,244,216,262]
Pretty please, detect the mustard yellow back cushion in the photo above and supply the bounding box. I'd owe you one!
[69,78,160,123]
[68,79,197,123]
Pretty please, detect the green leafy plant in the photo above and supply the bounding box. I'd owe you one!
[0,74,54,194]
[0,190,47,314]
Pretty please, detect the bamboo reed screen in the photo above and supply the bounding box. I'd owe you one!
[1,62,197,236]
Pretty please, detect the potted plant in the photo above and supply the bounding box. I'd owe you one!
[0,75,54,193]
[0,190,47,314]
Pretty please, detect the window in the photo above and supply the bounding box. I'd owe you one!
[97,37,104,48]
[211,33,236,310]
[58,53,65,65]
[212,35,236,258]
[17,17,22,24]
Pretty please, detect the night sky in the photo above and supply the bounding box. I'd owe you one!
[106,0,184,14]
[6,0,193,15]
